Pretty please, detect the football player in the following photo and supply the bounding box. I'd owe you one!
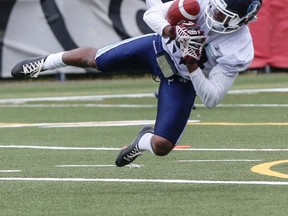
[11,0,262,167]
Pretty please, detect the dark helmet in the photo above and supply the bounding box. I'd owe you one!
[205,0,262,33]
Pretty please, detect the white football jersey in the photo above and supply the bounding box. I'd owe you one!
[144,0,255,108]
[146,0,163,8]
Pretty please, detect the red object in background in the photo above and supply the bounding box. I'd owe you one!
[249,0,288,68]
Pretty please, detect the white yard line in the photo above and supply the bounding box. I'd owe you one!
[0,145,120,150]
[0,88,287,104]
[1,103,288,108]
[1,145,288,152]
[1,120,288,129]
[0,104,157,108]
[0,170,22,173]
[178,148,288,152]
[176,159,263,162]
[56,165,116,167]
[228,88,288,94]
[215,104,288,107]
[0,120,199,128]
[1,177,288,185]
[56,164,143,168]
[0,93,154,104]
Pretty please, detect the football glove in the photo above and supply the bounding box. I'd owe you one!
[169,22,206,64]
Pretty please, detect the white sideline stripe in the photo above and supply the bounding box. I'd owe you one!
[2,120,288,129]
[1,177,288,185]
[0,104,156,108]
[56,161,262,167]
[0,93,154,104]
[215,104,288,108]
[1,145,288,152]
[56,164,143,168]
[55,161,261,168]
[0,88,287,104]
[0,170,22,173]
[180,148,288,152]
[0,120,199,128]
[176,159,263,162]
[56,165,115,167]
[1,104,288,108]
[0,145,120,150]
[228,88,288,94]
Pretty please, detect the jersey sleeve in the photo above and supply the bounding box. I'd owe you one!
[146,0,164,9]
[143,2,173,36]
[189,66,236,108]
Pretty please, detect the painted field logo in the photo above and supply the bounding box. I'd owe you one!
[251,160,288,179]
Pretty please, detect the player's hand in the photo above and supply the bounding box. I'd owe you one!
[179,40,205,65]
[169,22,205,44]
[172,22,206,65]
[168,22,205,64]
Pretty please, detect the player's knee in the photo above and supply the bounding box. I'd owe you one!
[73,47,97,68]
[84,48,98,68]
[151,135,174,156]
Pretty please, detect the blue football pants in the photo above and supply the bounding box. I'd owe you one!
[96,33,196,144]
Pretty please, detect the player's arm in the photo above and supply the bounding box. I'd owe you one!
[187,34,253,108]
[143,2,173,37]
[146,0,165,9]
[188,65,237,108]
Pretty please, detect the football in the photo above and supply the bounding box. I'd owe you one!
[167,0,200,25]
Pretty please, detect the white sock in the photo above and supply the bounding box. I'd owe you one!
[138,133,154,154]
[43,52,66,70]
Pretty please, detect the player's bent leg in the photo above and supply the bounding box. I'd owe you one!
[11,47,98,79]
[115,126,154,167]
[151,135,174,156]
[115,126,175,167]
[62,47,97,68]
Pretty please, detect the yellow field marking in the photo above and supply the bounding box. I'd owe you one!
[251,160,288,179]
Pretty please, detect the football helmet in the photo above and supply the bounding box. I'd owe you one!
[205,0,262,34]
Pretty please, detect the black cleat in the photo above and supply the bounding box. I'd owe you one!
[115,126,154,167]
[11,56,47,78]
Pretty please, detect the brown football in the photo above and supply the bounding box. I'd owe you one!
[167,0,200,25]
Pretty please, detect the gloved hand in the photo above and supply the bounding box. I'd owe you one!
[169,21,206,65]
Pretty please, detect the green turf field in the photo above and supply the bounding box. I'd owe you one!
[0,73,288,216]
